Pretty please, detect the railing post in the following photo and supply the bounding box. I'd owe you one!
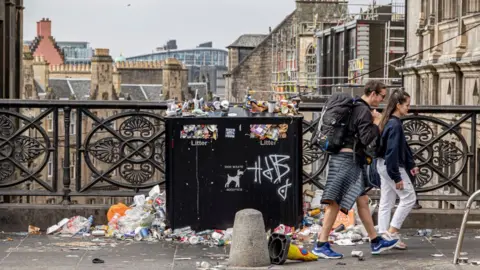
[61,107,71,205]
[470,113,477,195]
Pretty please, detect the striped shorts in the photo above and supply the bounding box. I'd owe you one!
[321,152,366,214]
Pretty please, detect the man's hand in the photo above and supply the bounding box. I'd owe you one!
[410,167,420,176]
[396,180,404,190]
[372,109,381,125]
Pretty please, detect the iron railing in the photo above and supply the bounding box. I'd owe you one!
[0,100,478,207]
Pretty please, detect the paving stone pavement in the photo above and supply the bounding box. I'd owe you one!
[1,230,480,269]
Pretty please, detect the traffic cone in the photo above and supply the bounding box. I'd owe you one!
[287,244,318,261]
[268,233,318,265]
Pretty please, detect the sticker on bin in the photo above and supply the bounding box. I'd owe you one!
[225,168,244,191]
[225,128,235,138]
[250,124,288,141]
[180,125,218,140]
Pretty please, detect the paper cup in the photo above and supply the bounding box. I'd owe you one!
[268,101,276,113]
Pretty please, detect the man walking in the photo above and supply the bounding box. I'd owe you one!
[312,80,398,259]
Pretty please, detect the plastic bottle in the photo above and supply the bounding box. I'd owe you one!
[106,213,121,237]
[307,208,321,217]
[109,213,120,229]
[334,224,345,233]
[71,215,93,236]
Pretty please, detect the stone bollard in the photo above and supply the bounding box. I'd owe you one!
[228,209,270,268]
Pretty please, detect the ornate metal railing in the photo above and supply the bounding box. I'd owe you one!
[0,100,478,206]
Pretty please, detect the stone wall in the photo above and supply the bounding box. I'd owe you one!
[22,45,35,100]
[32,56,49,89]
[163,58,188,101]
[228,48,239,72]
[118,69,163,85]
[227,13,294,102]
[295,1,347,25]
[48,63,91,79]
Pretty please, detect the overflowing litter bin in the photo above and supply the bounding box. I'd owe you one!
[165,108,304,231]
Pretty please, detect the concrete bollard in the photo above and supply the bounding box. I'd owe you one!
[228,209,270,268]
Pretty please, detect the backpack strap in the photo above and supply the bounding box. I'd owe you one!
[315,102,329,137]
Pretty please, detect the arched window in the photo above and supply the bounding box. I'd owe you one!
[305,45,317,88]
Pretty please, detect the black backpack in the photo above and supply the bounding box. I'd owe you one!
[313,92,357,153]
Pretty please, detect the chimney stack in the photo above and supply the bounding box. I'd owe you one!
[90,48,114,101]
[33,55,49,92]
[37,18,52,38]
[163,58,188,101]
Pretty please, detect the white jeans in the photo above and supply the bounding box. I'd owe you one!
[377,159,416,233]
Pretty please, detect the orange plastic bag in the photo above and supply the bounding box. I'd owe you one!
[107,203,130,222]
[332,210,355,230]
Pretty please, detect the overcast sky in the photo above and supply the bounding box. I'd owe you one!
[24,0,395,58]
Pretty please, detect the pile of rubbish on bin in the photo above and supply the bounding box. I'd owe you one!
[166,90,233,117]
[45,185,233,247]
[244,94,300,116]
[165,89,301,117]
[250,124,288,141]
[180,124,218,140]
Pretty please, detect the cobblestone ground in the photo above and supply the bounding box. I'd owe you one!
[1,230,479,269]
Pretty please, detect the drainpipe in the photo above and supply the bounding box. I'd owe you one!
[402,0,408,89]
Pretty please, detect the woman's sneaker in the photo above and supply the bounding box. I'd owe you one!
[413,201,422,209]
[312,242,343,259]
[371,237,399,255]
[383,232,407,250]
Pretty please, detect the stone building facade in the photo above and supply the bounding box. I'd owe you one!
[398,0,480,106]
[397,0,480,209]
[225,0,347,102]
[19,45,194,205]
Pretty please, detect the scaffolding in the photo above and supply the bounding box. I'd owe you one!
[268,0,406,99]
[271,21,298,100]
[384,20,406,79]
[270,2,348,99]
[346,0,406,87]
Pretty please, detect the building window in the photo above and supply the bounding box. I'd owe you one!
[446,80,453,105]
[441,0,458,21]
[473,81,479,105]
[112,111,117,130]
[70,112,75,135]
[305,45,317,88]
[88,198,96,204]
[339,32,345,77]
[349,30,356,60]
[422,0,431,21]
[71,153,76,179]
[467,0,480,14]
[47,114,53,132]
[46,198,55,204]
[47,157,53,178]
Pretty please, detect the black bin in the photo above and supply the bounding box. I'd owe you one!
[165,108,303,230]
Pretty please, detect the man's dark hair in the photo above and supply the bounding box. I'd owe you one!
[364,80,386,96]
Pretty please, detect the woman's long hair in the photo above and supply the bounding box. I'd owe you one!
[378,90,411,133]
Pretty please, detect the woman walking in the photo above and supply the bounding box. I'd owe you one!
[376,90,419,249]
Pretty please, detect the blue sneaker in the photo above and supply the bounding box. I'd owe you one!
[312,242,343,259]
[371,237,399,255]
